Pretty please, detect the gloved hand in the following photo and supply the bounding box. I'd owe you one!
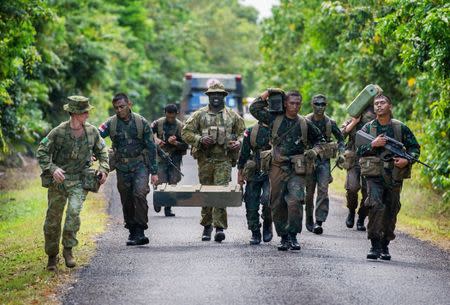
[304,149,317,160]
[200,135,215,147]
[336,153,345,169]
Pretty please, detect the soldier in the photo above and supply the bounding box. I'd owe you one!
[37,96,109,271]
[340,106,376,231]
[237,122,273,245]
[304,94,345,234]
[151,104,188,217]
[182,81,245,243]
[357,94,420,260]
[250,90,324,251]
[99,93,159,246]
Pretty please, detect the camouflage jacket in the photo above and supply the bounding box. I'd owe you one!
[249,96,324,159]
[37,121,109,176]
[151,117,188,161]
[99,112,157,174]
[182,106,245,160]
[237,124,271,170]
[306,113,345,153]
[341,117,372,152]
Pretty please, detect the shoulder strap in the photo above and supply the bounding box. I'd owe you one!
[133,113,144,140]
[250,124,259,148]
[157,117,166,138]
[391,119,403,142]
[299,115,308,145]
[305,113,314,120]
[369,120,377,137]
[85,124,96,148]
[110,115,118,138]
[54,121,70,148]
[272,115,284,139]
[325,115,332,140]
[175,119,183,136]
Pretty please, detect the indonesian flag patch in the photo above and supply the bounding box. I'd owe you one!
[99,122,108,132]
[244,129,250,137]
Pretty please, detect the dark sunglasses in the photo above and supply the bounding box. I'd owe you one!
[313,102,327,106]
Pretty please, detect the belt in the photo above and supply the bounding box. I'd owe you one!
[118,155,144,164]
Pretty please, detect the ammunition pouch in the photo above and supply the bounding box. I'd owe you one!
[359,156,383,177]
[320,142,338,160]
[40,171,54,188]
[392,164,412,181]
[342,150,356,170]
[108,148,116,171]
[260,150,272,173]
[191,146,200,160]
[290,154,314,175]
[242,159,257,181]
[82,168,101,193]
[228,148,239,167]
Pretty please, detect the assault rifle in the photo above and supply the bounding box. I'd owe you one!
[156,146,184,177]
[355,130,431,168]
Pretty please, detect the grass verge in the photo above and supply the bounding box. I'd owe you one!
[0,175,108,305]
[329,164,450,251]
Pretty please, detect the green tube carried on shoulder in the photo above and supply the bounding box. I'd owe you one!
[346,84,379,117]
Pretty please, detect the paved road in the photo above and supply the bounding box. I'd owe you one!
[63,156,450,305]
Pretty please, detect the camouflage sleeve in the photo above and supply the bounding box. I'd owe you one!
[402,124,420,160]
[143,119,158,175]
[249,96,272,125]
[181,111,202,148]
[307,121,326,148]
[36,128,59,174]
[92,129,110,173]
[233,112,246,143]
[98,119,111,138]
[356,123,372,156]
[340,118,352,139]
[150,120,158,134]
[175,124,189,151]
[332,120,345,153]
[237,128,252,169]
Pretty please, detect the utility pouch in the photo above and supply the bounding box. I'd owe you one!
[342,150,356,170]
[320,142,338,160]
[40,171,54,188]
[242,159,257,181]
[260,150,272,173]
[392,164,412,181]
[82,168,101,193]
[209,126,218,143]
[359,156,383,177]
[290,154,313,175]
[217,127,226,145]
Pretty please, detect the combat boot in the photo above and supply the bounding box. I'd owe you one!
[164,207,175,217]
[63,247,76,268]
[313,221,323,235]
[262,222,273,242]
[380,239,391,261]
[289,233,301,251]
[306,216,314,232]
[277,235,290,251]
[367,238,381,260]
[47,255,58,271]
[346,211,355,228]
[249,229,262,245]
[126,226,138,246]
[153,204,161,213]
[356,216,366,231]
[135,226,149,245]
[201,225,213,241]
[214,228,226,243]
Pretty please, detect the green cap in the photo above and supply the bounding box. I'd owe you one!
[205,81,228,96]
[63,96,94,114]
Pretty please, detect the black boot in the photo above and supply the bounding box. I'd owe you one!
[277,235,290,251]
[380,239,391,260]
[201,225,213,241]
[214,228,226,243]
[135,226,149,245]
[153,204,161,213]
[313,221,323,235]
[249,229,262,245]
[126,226,138,246]
[346,211,355,228]
[262,222,273,242]
[306,216,314,232]
[47,255,58,272]
[367,238,381,260]
[164,206,175,217]
[356,216,366,231]
[289,233,301,250]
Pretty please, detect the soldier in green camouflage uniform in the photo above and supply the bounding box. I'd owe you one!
[340,106,376,231]
[250,90,324,251]
[237,123,273,245]
[37,96,109,271]
[357,94,420,260]
[182,81,245,243]
[151,104,188,217]
[304,94,345,234]
[99,93,158,246]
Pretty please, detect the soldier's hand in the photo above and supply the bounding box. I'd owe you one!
[394,157,409,169]
[168,135,177,145]
[200,135,215,147]
[99,172,108,184]
[351,116,361,124]
[228,140,241,151]
[151,174,159,185]
[237,171,245,186]
[155,137,166,147]
[371,134,387,148]
[261,90,270,101]
[304,149,317,160]
[53,168,66,183]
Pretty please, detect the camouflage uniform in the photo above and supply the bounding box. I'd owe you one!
[249,97,324,237]
[37,97,109,257]
[99,112,157,230]
[357,119,420,242]
[305,114,345,224]
[237,124,272,232]
[182,106,245,230]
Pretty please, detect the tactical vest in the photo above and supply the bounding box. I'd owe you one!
[305,113,332,141]
[199,107,236,157]
[369,119,402,141]
[109,113,144,140]
[271,114,308,146]
[156,117,183,140]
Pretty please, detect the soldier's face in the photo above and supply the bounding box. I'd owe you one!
[208,93,226,108]
[72,111,89,124]
[113,99,132,119]
[165,112,177,124]
[284,96,301,117]
[374,98,392,116]
[312,99,327,115]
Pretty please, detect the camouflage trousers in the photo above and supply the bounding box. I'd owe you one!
[365,177,402,241]
[157,159,182,185]
[305,158,331,223]
[116,164,150,230]
[44,179,88,256]
[269,163,306,236]
[198,157,231,229]
[345,164,368,217]
[244,175,272,231]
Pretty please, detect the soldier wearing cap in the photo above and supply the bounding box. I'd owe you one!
[182,81,245,242]
[37,96,109,271]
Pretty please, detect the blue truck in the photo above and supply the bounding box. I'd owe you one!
[180,72,244,117]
